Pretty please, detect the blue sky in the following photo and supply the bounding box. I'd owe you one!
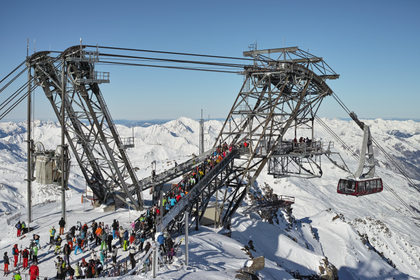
[0,0,419,121]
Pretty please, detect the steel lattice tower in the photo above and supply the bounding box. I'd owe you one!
[29,45,143,210]
[212,47,339,220]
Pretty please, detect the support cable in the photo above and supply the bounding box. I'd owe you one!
[0,83,38,120]
[316,116,420,219]
[331,93,418,190]
[88,45,255,62]
[0,60,26,84]
[319,94,420,219]
[99,53,246,68]
[99,61,239,74]
[0,66,29,94]
[0,78,32,111]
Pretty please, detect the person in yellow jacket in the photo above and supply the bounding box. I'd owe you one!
[49,226,56,244]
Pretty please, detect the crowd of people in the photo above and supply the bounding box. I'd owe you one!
[5,216,163,279]
[4,143,236,279]
[139,142,235,232]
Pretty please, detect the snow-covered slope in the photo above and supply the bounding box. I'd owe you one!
[0,118,419,279]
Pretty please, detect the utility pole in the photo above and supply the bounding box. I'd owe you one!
[185,211,189,266]
[61,57,66,223]
[152,244,157,278]
[26,41,32,227]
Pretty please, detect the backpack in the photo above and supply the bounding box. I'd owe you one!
[15,223,21,229]
[51,228,56,236]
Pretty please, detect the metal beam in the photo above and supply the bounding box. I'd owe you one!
[243,46,299,57]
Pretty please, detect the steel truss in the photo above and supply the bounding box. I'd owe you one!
[28,46,142,210]
[200,47,340,224]
[215,46,339,186]
[156,47,339,231]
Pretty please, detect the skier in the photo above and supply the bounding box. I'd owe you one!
[138,230,146,252]
[129,231,135,244]
[144,241,151,255]
[111,219,119,239]
[167,248,175,263]
[95,259,103,275]
[32,244,38,264]
[21,247,29,269]
[156,232,166,254]
[12,244,19,267]
[15,221,22,237]
[33,234,41,249]
[100,230,107,251]
[80,229,86,248]
[55,256,63,279]
[90,248,97,261]
[123,228,129,251]
[59,217,66,235]
[12,271,21,280]
[55,235,63,254]
[63,242,71,266]
[165,232,174,252]
[3,252,9,276]
[69,225,76,238]
[100,250,106,266]
[74,263,82,279]
[128,243,136,269]
[49,226,56,246]
[66,233,73,251]
[95,225,102,246]
[66,264,75,280]
[28,262,39,280]
[107,232,113,253]
[21,221,27,234]
[119,226,124,246]
[74,236,83,255]
[76,221,82,231]
[111,245,118,264]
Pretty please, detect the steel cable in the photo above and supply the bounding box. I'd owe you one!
[88,45,254,62]
[324,93,420,219]
[99,60,239,74]
[0,60,26,84]
[0,83,38,120]
[0,66,29,94]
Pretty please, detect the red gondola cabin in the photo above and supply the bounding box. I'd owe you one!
[337,178,383,197]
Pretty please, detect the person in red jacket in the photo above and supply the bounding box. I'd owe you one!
[12,244,19,267]
[29,262,39,280]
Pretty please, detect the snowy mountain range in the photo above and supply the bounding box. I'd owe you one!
[0,117,419,279]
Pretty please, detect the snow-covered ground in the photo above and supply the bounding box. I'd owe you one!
[0,117,419,279]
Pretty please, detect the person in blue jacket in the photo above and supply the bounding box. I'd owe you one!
[157,232,166,254]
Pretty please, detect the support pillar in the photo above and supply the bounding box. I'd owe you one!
[195,200,199,231]
[152,245,157,278]
[26,64,32,226]
[214,190,218,229]
[61,58,66,223]
[185,211,189,266]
